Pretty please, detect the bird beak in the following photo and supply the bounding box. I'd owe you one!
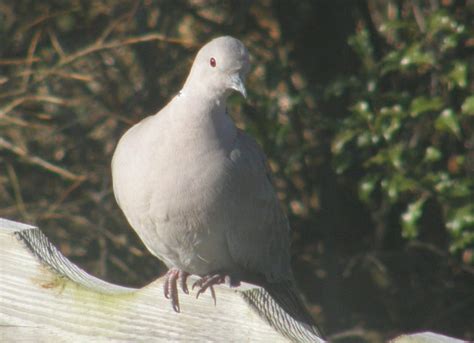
[229,73,247,98]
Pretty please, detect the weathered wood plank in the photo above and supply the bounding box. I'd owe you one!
[390,332,467,343]
[0,218,467,342]
[0,218,288,342]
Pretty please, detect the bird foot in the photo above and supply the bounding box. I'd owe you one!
[163,268,190,313]
[192,274,241,305]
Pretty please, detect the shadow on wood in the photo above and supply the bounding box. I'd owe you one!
[0,218,466,342]
[0,218,317,342]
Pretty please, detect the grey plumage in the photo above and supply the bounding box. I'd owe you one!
[112,36,324,342]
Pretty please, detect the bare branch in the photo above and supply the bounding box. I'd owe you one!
[5,163,30,221]
[22,29,43,89]
[97,0,141,44]
[0,136,86,181]
[18,8,80,34]
[0,57,41,65]
[0,95,76,117]
[42,178,85,220]
[47,28,66,59]
[58,33,197,67]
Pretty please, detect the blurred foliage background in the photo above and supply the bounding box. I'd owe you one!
[1,0,473,341]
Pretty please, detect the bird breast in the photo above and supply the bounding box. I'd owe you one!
[113,102,238,228]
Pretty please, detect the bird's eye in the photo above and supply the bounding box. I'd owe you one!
[210,57,216,67]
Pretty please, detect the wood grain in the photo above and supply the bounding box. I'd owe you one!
[0,218,466,342]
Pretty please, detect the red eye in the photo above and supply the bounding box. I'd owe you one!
[210,57,216,67]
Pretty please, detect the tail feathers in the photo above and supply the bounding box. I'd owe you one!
[239,281,324,342]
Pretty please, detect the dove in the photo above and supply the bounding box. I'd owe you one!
[112,36,323,342]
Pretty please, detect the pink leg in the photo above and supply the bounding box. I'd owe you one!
[192,274,241,305]
[163,268,190,312]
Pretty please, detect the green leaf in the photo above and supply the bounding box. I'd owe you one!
[399,44,435,69]
[348,28,374,70]
[424,146,442,162]
[449,231,474,255]
[382,118,401,141]
[435,109,461,138]
[433,172,452,194]
[401,197,427,239]
[439,177,470,198]
[388,144,403,169]
[332,129,356,154]
[352,101,373,120]
[410,97,443,117]
[446,204,474,234]
[428,12,462,34]
[447,62,467,88]
[358,174,379,203]
[381,174,418,202]
[461,96,474,116]
[333,153,352,175]
[381,50,403,75]
[357,131,378,148]
[366,144,403,169]
[377,106,404,141]
[431,173,471,198]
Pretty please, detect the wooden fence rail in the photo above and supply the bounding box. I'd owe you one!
[0,218,466,342]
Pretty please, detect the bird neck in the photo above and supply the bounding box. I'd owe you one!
[178,83,229,116]
[173,86,236,150]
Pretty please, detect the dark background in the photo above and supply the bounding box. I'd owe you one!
[1,1,473,342]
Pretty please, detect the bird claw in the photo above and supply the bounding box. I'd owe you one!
[192,274,240,305]
[163,268,190,312]
[164,270,240,311]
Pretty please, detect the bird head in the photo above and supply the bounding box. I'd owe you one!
[183,36,250,99]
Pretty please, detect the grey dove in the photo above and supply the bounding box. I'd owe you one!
[112,36,323,342]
